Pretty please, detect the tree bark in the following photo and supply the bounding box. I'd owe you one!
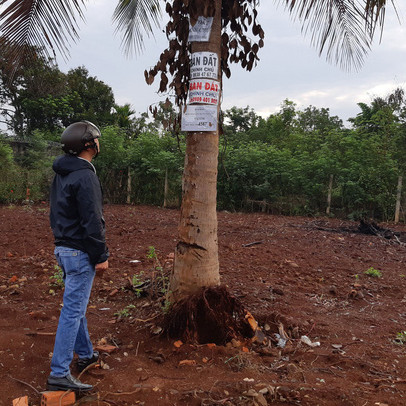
[126,167,132,205]
[326,174,333,215]
[395,175,403,223]
[163,167,169,208]
[170,3,222,300]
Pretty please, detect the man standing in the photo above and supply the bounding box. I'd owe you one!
[47,121,109,392]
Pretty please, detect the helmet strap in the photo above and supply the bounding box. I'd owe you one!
[83,140,99,158]
[93,142,99,158]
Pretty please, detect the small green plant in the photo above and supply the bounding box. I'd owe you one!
[50,265,64,288]
[114,304,136,318]
[131,271,145,298]
[147,246,157,260]
[156,274,170,296]
[364,267,382,278]
[395,330,406,345]
[132,271,144,286]
[161,296,172,314]
[395,331,406,345]
[148,246,171,312]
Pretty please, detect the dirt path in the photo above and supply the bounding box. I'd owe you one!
[1,205,405,405]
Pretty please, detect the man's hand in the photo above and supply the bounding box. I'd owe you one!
[95,260,108,277]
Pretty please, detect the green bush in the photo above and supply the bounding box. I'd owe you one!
[0,132,58,204]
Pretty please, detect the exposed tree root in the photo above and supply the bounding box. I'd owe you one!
[163,286,255,345]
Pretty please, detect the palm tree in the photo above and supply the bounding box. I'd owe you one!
[112,103,136,129]
[0,0,395,307]
[144,0,396,303]
[0,0,161,64]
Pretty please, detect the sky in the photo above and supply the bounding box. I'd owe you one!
[10,1,406,126]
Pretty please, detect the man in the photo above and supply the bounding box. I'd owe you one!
[47,121,109,392]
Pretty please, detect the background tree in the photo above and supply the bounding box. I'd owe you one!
[112,103,136,130]
[0,52,116,137]
[224,106,260,134]
[296,106,343,135]
[65,66,115,126]
[0,51,67,136]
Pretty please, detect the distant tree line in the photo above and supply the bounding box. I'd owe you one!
[1,54,406,221]
[218,94,406,221]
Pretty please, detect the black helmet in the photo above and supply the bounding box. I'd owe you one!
[61,121,101,155]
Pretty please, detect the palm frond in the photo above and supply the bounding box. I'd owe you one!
[279,0,396,71]
[0,0,86,63]
[113,0,161,56]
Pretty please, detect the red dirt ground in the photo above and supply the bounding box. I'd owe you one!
[1,204,406,406]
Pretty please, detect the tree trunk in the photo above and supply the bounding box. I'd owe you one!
[326,174,333,215]
[126,167,132,205]
[395,175,403,223]
[170,3,222,301]
[163,167,169,208]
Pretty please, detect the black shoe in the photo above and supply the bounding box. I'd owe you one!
[46,373,93,392]
[76,351,99,372]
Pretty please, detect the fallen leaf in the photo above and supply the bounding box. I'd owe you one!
[244,388,258,396]
[231,338,241,347]
[12,395,28,406]
[179,359,196,366]
[151,326,162,335]
[245,311,258,331]
[95,344,117,353]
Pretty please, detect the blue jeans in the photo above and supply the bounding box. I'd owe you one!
[50,247,95,377]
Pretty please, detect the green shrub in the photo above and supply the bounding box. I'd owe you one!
[364,267,382,278]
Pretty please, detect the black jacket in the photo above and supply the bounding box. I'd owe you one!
[50,155,109,265]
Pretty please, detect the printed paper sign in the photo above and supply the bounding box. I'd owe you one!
[188,79,220,105]
[190,52,218,80]
[181,105,218,132]
[188,16,213,42]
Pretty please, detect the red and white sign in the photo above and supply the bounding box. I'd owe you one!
[188,79,220,105]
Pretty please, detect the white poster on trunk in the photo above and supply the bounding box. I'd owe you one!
[190,52,218,80]
[188,16,213,42]
[181,105,218,132]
